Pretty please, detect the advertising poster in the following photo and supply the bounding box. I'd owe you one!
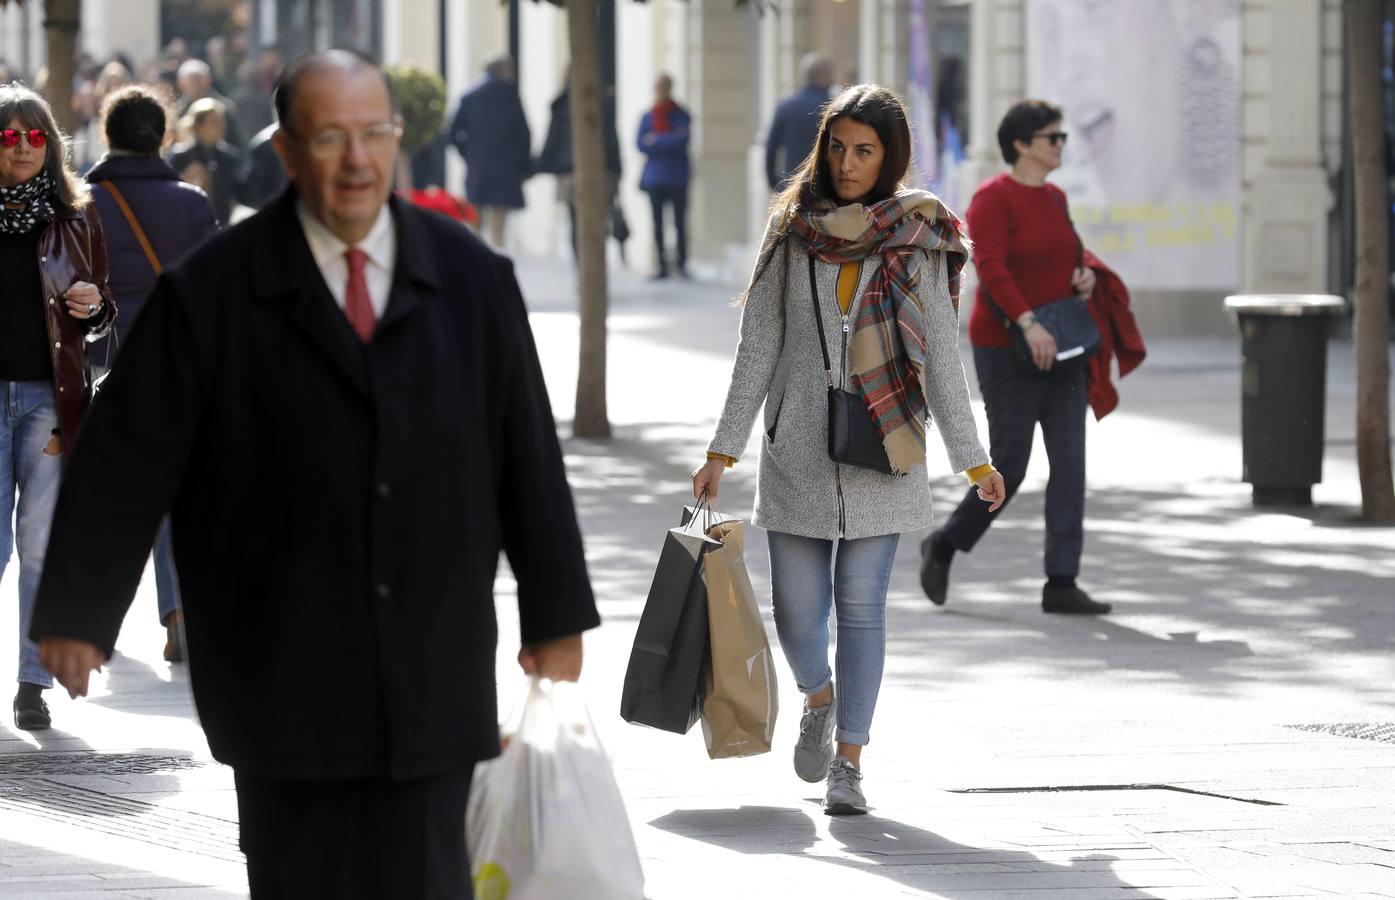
[1026,0,1242,290]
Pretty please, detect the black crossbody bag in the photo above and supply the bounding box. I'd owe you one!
[807,254,895,475]
[981,190,1100,372]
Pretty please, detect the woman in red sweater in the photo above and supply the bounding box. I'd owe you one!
[918,99,1110,615]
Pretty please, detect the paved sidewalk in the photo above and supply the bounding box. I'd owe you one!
[2,257,1394,899]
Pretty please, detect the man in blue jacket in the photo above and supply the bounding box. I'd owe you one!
[764,53,835,191]
[636,73,691,280]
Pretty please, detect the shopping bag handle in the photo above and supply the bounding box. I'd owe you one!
[682,488,722,534]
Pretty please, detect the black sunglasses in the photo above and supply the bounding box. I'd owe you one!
[1,128,48,149]
[1033,131,1069,147]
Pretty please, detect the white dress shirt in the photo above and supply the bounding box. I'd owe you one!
[295,200,396,320]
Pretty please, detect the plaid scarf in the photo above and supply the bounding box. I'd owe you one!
[791,189,968,474]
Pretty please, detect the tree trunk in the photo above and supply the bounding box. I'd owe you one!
[43,0,80,136]
[566,0,611,438]
[1347,0,1395,522]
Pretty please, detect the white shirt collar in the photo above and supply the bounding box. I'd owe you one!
[295,199,395,272]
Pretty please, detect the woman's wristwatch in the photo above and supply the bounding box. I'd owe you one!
[1016,311,1039,330]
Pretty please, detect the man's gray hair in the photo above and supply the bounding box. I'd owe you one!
[178,58,212,81]
[801,52,834,87]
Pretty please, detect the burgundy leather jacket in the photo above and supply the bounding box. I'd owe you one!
[36,203,117,444]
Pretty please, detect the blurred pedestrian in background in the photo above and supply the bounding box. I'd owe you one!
[535,71,628,262]
[169,98,242,225]
[30,50,599,898]
[636,73,691,280]
[238,121,287,210]
[448,54,531,250]
[694,85,1005,816]
[0,83,116,731]
[920,99,1110,616]
[765,53,834,192]
[87,84,218,663]
[176,58,245,148]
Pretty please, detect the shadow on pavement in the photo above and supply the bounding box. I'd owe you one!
[647,805,1162,898]
[567,423,1395,699]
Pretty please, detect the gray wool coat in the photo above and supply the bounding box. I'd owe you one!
[708,232,990,541]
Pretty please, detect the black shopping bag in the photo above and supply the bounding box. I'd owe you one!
[620,522,718,734]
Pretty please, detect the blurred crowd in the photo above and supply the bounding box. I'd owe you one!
[0,35,286,226]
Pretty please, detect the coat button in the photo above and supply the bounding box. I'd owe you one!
[48,297,55,305]
[58,386,64,392]
[375,583,392,600]
[54,341,61,348]
[376,482,391,500]
[40,256,46,262]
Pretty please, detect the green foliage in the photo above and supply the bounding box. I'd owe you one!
[386,63,447,155]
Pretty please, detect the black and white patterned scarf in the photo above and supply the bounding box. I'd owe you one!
[0,170,57,235]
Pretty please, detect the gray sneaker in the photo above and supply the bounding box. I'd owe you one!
[823,755,867,815]
[793,692,837,783]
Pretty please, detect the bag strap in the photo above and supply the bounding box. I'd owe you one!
[1049,188,1085,269]
[99,180,162,275]
[806,253,835,388]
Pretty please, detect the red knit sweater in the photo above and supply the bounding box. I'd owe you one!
[966,173,1080,348]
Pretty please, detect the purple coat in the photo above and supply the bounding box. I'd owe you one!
[87,155,218,343]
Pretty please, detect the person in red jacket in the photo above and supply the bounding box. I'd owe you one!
[919,99,1111,615]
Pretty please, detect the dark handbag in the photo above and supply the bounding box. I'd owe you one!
[982,190,1100,372]
[807,254,895,475]
[620,500,717,734]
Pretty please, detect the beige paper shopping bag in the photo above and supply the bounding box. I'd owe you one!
[699,518,778,759]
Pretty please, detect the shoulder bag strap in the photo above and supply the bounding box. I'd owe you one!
[806,253,835,388]
[99,180,162,275]
[1050,186,1085,269]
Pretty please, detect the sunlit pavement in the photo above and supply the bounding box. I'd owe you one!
[2,255,1394,898]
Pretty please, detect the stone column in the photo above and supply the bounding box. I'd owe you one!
[859,0,911,100]
[687,0,757,269]
[958,0,1024,205]
[1241,0,1332,293]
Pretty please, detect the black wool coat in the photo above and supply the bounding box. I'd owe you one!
[31,190,600,780]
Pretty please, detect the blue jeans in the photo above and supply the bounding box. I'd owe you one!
[0,381,62,688]
[154,517,182,623]
[766,530,900,746]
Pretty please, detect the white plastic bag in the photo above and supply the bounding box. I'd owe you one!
[467,678,646,900]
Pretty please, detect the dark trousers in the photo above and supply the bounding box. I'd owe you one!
[940,346,1087,578]
[646,187,687,274]
[234,766,474,899]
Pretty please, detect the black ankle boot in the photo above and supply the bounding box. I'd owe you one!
[1042,583,1112,615]
[13,682,51,731]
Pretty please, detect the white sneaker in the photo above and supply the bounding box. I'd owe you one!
[823,755,867,815]
[793,691,836,783]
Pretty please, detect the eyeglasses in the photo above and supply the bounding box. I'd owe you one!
[1033,131,1069,147]
[286,122,403,160]
[1,128,48,149]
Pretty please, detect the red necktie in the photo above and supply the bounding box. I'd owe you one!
[344,247,376,342]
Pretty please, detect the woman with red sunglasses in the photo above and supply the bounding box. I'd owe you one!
[0,83,116,732]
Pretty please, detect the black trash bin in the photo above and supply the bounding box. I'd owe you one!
[1223,294,1345,506]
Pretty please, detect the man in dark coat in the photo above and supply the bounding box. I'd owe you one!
[237,122,288,210]
[32,49,599,900]
[448,55,531,249]
[636,73,692,280]
[764,52,834,191]
[534,79,627,262]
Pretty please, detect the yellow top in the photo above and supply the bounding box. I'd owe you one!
[836,261,860,315]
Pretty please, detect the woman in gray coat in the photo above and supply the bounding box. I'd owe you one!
[693,85,1006,815]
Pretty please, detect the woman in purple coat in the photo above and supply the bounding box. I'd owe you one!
[87,85,218,663]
